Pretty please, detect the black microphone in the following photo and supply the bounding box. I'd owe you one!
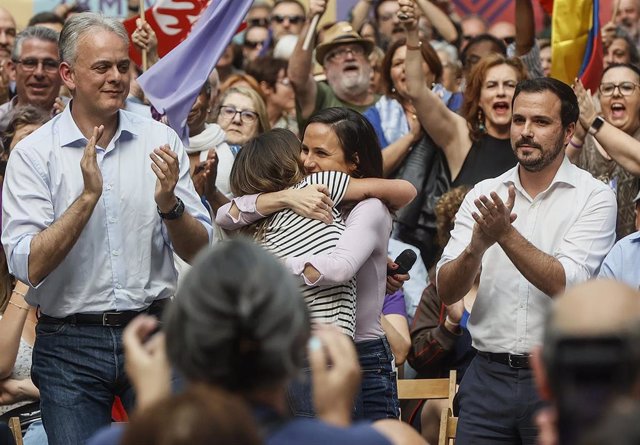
[387,249,417,276]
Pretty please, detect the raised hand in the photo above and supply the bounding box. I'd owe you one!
[309,325,361,427]
[308,0,327,18]
[132,18,158,54]
[150,144,180,212]
[398,0,418,31]
[81,125,104,200]
[573,79,597,131]
[123,315,171,411]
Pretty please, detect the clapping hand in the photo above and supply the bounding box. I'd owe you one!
[150,144,180,213]
[471,186,517,244]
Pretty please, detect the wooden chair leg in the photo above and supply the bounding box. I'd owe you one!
[8,417,23,445]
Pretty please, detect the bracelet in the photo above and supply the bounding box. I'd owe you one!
[8,300,29,311]
[568,138,583,149]
[406,41,422,51]
[12,289,27,298]
[445,315,460,326]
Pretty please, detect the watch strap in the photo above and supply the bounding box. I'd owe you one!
[157,197,185,220]
[588,116,605,135]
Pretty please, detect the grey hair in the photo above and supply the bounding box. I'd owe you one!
[164,239,310,392]
[611,26,640,67]
[59,13,129,66]
[430,40,459,64]
[12,26,59,61]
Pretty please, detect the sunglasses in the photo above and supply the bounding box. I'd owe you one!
[247,17,269,27]
[270,14,305,25]
[244,39,265,49]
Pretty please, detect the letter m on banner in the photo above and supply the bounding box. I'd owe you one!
[123,0,209,66]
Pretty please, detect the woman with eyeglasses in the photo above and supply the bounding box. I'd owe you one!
[570,63,640,239]
[216,86,270,149]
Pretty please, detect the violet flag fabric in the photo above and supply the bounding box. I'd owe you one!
[137,0,253,146]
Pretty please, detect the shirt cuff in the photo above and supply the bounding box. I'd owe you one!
[285,256,322,286]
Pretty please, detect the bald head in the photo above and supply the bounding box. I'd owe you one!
[488,21,515,43]
[549,280,640,337]
[0,7,17,62]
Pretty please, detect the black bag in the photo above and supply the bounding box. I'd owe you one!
[392,133,451,269]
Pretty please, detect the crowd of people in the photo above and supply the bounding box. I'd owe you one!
[0,0,639,444]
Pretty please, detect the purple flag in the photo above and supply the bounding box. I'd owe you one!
[137,0,253,146]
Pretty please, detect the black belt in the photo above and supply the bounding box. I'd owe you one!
[38,298,170,327]
[477,351,531,369]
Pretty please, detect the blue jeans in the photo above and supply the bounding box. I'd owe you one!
[353,337,400,421]
[23,419,48,445]
[31,323,135,445]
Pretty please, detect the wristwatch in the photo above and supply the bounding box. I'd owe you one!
[588,116,605,135]
[157,197,185,220]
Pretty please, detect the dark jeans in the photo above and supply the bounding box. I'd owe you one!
[31,323,135,445]
[287,336,400,421]
[455,354,545,445]
[353,337,400,421]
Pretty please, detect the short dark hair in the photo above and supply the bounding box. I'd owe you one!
[460,33,507,66]
[602,62,640,80]
[27,12,64,28]
[245,56,289,89]
[512,77,579,128]
[304,107,383,179]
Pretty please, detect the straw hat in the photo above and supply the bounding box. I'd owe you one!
[315,22,374,65]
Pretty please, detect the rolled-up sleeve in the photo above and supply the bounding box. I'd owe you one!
[215,194,265,230]
[555,186,617,287]
[2,148,54,287]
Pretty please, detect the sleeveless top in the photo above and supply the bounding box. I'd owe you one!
[452,134,518,186]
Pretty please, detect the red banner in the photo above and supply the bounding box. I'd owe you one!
[124,0,209,66]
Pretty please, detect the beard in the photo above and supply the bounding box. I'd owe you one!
[514,133,565,172]
[328,64,372,99]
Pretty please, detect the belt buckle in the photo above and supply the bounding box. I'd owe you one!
[102,312,122,327]
[508,354,528,369]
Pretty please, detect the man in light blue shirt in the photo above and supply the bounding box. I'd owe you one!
[599,191,640,289]
[1,14,212,444]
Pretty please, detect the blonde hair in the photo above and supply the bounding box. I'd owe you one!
[218,86,271,135]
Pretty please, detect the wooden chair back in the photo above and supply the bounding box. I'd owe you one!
[397,370,457,410]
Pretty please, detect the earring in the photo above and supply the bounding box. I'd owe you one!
[477,109,486,133]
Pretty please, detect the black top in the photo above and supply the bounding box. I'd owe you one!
[452,134,518,187]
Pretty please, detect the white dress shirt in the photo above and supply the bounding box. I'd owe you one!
[2,104,213,317]
[437,157,617,354]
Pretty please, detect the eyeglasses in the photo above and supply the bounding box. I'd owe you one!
[219,105,258,124]
[244,39,266,49]
[599,81,640,96]
[325,45,365,62]
[14,58,59,73]
[247,17,269,27]
[270,14,305,25]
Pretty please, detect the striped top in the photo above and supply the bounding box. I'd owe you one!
[259,171,357,337]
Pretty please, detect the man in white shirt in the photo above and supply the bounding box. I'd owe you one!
[2,13,212,444]
[436,77,617,444]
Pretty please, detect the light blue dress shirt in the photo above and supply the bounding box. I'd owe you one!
[598,231,640,289]
[1,104,213,317]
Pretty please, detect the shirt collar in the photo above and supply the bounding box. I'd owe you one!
[58,101,139,148]
[502,155,578,195]
[628,231,640,242]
